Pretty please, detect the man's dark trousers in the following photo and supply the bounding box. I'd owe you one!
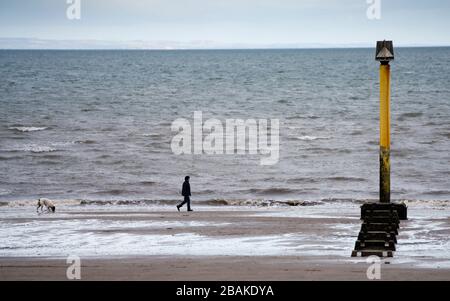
[179,196,191,210]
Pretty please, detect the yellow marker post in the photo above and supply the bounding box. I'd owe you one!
[376,41,394,203]
[351,40,407,258]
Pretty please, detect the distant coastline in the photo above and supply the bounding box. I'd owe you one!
[1,37,449,50]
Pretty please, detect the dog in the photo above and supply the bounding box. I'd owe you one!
[37,198,56,213]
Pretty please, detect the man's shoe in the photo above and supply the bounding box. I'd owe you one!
[188,209,194,212]
[176,205,180,212]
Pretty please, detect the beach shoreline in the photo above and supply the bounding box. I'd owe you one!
[0,204,449,280]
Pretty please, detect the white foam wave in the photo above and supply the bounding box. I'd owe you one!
[1,198,448,208]
[0,143,61,153]
[24,145,57,153]
[0,189,12,196]
[8,126,47,132]
[0,199,82,207]
[297,135,330,141]
[401,199,450,208]
[141,133,160,137]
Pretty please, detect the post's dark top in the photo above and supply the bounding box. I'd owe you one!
[182,181,191,196]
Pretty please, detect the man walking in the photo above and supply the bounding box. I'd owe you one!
[177,176,193,212]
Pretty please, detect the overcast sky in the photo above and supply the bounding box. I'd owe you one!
[0,0,449,48]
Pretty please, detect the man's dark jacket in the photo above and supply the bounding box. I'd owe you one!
[182,181,191,196]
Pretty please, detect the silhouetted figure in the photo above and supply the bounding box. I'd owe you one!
[177,176,193,212]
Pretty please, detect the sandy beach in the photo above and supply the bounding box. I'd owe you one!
[2,255,450,281]
[1,203,449,280]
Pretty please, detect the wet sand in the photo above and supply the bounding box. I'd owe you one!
[1,207,449,280]
[2,255,450,281]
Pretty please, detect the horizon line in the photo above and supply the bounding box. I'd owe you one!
[1,37,449,50]
[1,46,450,51]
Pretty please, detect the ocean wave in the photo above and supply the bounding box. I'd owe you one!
[25,145,57,153]
[2,141,83,153]
[1,198,449,208]
[398,112,423,120]
[418,140,438,145]
[297,146,335,152]
[440,132,450,139]
[0,143,59,153]
[0,199,81,207]
[296,135,330,141]
[141,133,164,138]
[400,199,450,207]
[420,190,450,196]
[0,155,24,161]
[0,198,323,208]
[350,130,364,136]
[296,147,352,154]
[80,199,169,206]
[139,181,157,186]
[238,187,317,195]
[8,126,47,132]
[75,139,96,144]
[195,189,217,195]
[324,176,367,182]
[79,199,325,207]
[51,141,77,147]
[0,189,12,196]
[286,177,320,184]
[391,148,417,158]
[322,198,450,208]
[92,159,126,165]
[203,199,323,207]
[93,189,137,196]
[81,107,100,112]
[285,115,319,120]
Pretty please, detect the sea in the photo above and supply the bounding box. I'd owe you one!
[1,48,449,207]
